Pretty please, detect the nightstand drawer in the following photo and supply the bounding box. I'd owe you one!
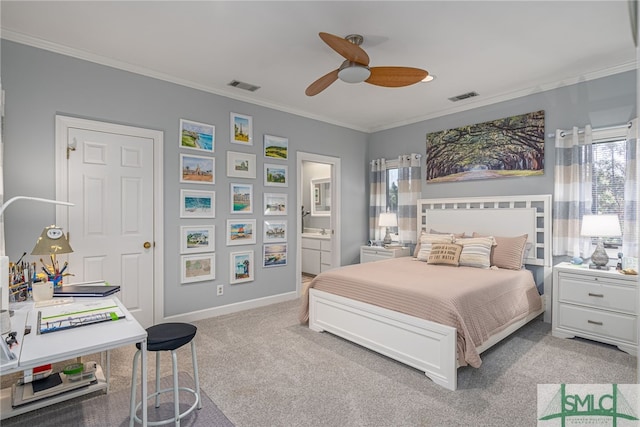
[558,274,637,314]
[558,304,637,344]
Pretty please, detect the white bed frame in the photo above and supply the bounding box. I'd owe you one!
[309,194,552,391]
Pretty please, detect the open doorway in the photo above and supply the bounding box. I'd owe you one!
[296,153,341,296]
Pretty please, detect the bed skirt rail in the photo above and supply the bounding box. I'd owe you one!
[309,288,458,391]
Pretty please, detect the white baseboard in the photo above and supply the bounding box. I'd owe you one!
[162,291,298,323]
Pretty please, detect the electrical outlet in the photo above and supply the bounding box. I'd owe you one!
[216,284,224,296]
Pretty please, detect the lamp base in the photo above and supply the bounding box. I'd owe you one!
[383,228,392,245]
[589,240,611,269]
[588,263,610,270]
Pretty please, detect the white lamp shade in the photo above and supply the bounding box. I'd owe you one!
[378,213,398,227]
[580,215,622,237]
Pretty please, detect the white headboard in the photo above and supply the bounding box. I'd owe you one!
[417,195,552,312]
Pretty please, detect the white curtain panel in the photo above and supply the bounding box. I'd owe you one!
[0,87,4,256]
[396,153,422,245]
[552,126,593,257]
[623,119,639,258]
[369,158,387,242]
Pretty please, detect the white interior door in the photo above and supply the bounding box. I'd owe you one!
[57,119,159,327]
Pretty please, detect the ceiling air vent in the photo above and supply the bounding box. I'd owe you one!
[228,80,261,92]
[448,91,479,102]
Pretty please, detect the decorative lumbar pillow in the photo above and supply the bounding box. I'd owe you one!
[427,243,463,266]
[455,236,495,269]
[472,232,529,270]
[416,232,455,261]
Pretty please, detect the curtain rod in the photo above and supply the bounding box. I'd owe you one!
[548,121,632,139]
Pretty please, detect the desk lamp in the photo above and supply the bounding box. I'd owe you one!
[580,214,622,270]
[0,196,74,313]
[378,212,398,246]
[31,225,73,285]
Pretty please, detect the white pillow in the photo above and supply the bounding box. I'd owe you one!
[455,236,495,269]
[416,232,455,261]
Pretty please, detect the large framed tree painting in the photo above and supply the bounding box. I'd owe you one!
[426,110,545,182]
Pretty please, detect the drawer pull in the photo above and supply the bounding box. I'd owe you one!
[587,320,603,326]
[587,293,604,298]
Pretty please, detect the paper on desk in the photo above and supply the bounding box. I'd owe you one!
[37,297,126,334]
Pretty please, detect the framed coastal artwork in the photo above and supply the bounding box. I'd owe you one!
[180,154,214,185]
[263,134,288,160]
[263,243,287,268]
[264,164,288,187]
[180,225,215,254]
[180,189,215,218]
[181,253,215,284]
[226,219,257,246]
[425,110,545,183]
[263,220,287,243]
[226,151,256,179]
[230,183,253,214]
[230,250,254,284]
[179,119,214,153]
[263,193,287,216]
[230,112,253,145]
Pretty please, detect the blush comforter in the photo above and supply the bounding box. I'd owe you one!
[299,257,542,368]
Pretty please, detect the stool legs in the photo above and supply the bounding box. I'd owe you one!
[191,341,202,410]
[129,341,201,426]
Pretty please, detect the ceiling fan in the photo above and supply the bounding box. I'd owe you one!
[305,32,429,96]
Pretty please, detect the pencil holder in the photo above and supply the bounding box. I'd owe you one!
[32,281,54,302]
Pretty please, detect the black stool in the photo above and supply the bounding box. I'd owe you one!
[129,323,201,426]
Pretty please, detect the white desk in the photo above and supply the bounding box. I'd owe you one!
[0,297,148,425]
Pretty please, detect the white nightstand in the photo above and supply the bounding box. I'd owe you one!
[552,262,638,355]
[360,245,410,263]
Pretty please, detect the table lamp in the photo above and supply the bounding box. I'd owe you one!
[580,214,621,270]
[378,212,398,245]
[31,225,73,285]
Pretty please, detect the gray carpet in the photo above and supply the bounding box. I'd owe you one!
[2,299,636,426]
[2,372,233,427]
[191,300,636,426]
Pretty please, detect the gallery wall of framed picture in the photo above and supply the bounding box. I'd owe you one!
[178,113,290,288]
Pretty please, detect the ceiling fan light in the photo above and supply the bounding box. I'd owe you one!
[338,64,371,83]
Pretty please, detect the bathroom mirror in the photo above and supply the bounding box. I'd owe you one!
[311,178,331,216]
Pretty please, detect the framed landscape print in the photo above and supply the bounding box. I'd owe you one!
[263,193,287,216]
[179,119,214,153]
[425,110,545,182]
[180,189,215,218]
[180,153,214,185]
[230,183,253,214]
[230,250,254,284]
[226,219,257,246]
[264,164,288,187]
[263,134,288,160]
[180,225,215,254]
[226,151,256,178]
[230,112,252,145]
[263,243,287,268]
[263,220,287,243]
[181,253,215,284]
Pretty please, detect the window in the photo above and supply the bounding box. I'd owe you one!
[385,164,398,236]
[590,129,627,255]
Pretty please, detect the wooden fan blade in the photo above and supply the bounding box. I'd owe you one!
[319,32,370,66]
[305,69,339,96]
[366,67,428,87]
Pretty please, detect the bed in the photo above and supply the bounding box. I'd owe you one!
[300,195,552,391]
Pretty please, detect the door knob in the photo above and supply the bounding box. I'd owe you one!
[143,242,151,249]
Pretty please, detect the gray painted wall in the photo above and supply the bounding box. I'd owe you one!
[368,70,637,200]
[1,40,368,316]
